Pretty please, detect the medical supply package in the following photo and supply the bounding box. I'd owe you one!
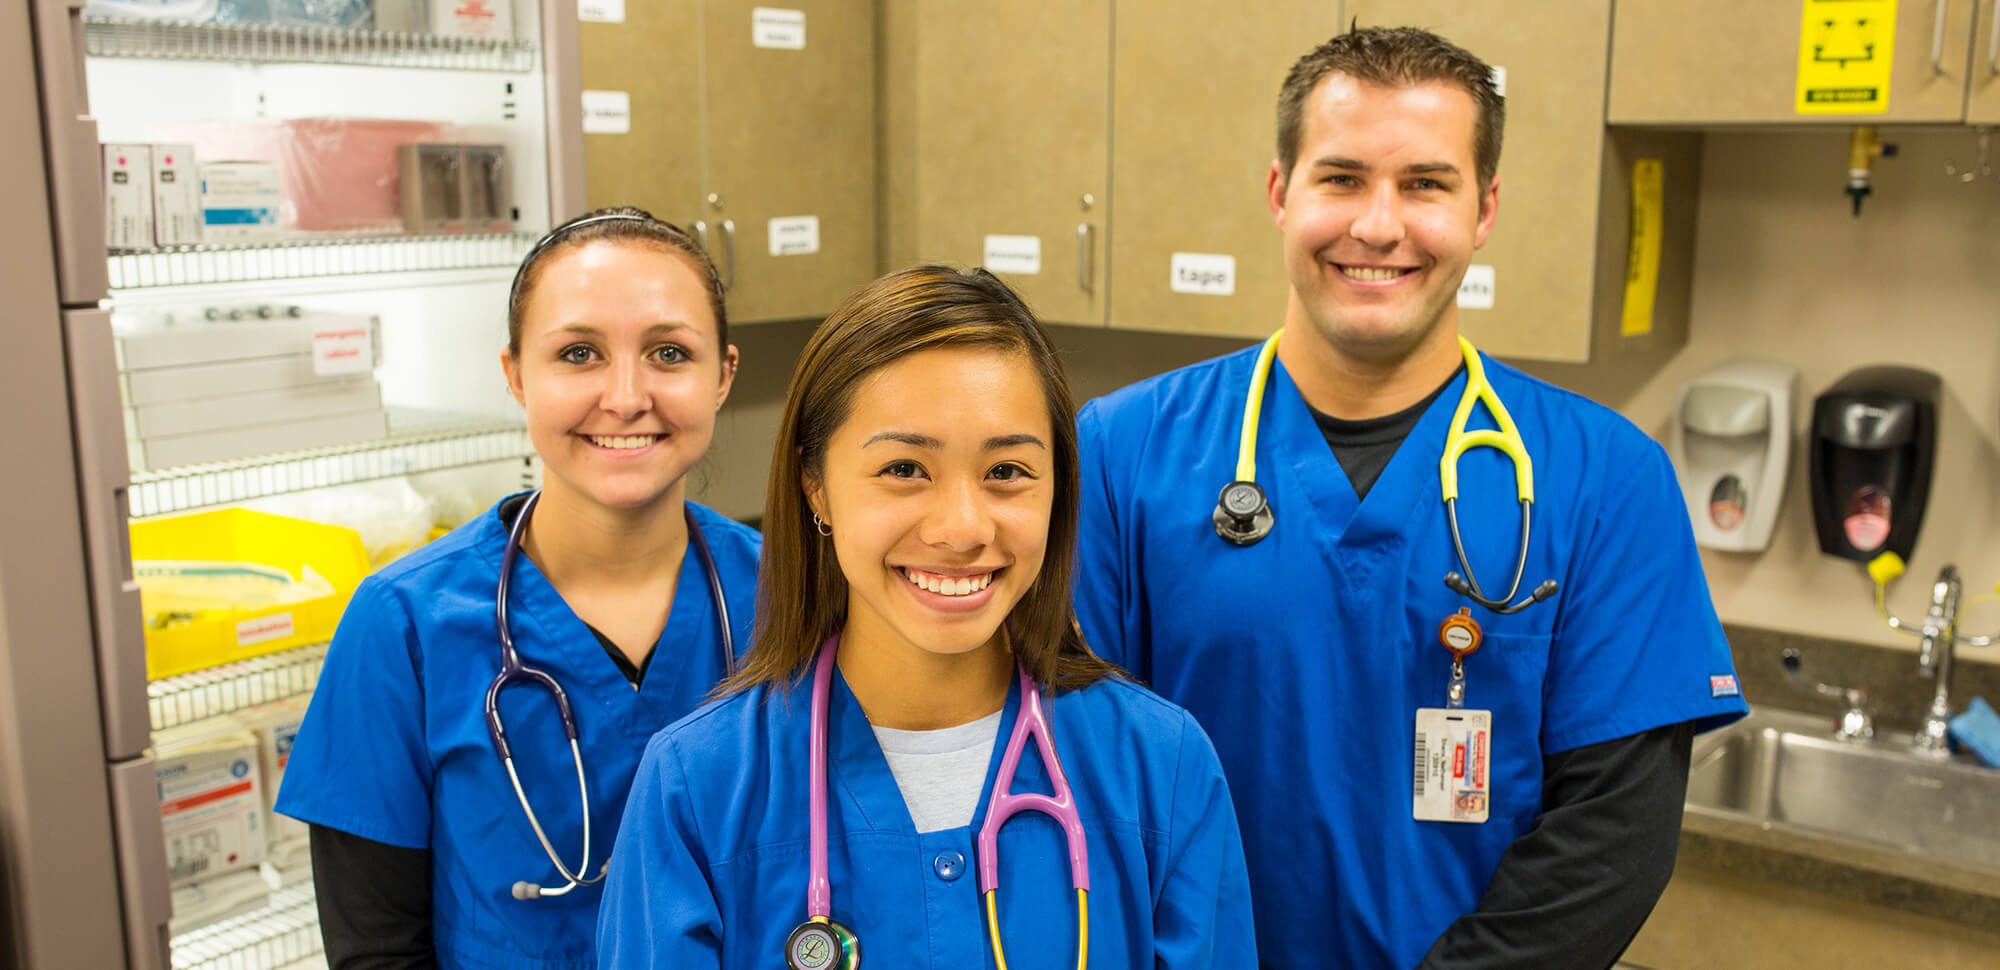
[102,143,155,250]
[242,696,313,848]
[155,724,267,887]
[160,119,453,232]
[197,161,282,241]
[150,144,202,246]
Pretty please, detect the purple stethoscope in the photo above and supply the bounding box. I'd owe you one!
[486,489,732,901]
[785,634,1091,970]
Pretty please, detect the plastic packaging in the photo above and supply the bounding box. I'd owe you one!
[153,119,453,233]
[244,477,437,568]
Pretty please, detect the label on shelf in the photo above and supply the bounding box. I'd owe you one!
[1456,265,1495,310]
[753,8,806,49]
[768,215,821,256]
[582,90,633,134]
[1795,0,1895,114]
[313,324,375,376]
[236,612,295,648]
[1169,252,1236,295]
[580,0,625,23]
[983,235,1042,276]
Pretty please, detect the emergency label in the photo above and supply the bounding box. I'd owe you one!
[1170,252,1237,295]
[313,325,373,376]
[1796,0,1896,114]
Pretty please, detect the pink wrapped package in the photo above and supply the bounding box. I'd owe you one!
[154,119,453,233]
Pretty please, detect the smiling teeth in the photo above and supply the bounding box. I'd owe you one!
[588,435,659,449]
[1341,266,1405,281]
[901,567,994,596]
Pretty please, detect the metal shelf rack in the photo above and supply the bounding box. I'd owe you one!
[149,642,327,733]
[170,885,321,970]
[85,16,538,72]
[130,410,532,518]
[108,232,538,290]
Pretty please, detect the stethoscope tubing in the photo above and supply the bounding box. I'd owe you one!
[489,488,734,899]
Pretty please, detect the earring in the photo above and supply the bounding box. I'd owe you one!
[812,513,832,537]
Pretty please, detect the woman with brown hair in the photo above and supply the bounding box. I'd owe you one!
[596,266,1255,969]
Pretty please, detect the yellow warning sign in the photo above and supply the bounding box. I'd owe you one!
[1621,159,1665,338]
[1796,0,1896,114]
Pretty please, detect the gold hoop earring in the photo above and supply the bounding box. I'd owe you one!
[812,514,832,537]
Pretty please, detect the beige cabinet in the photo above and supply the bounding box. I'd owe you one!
[1610,0,1979,124]
[1334,0,1697,363]
[581,2,876,325]
[1969,1,2000,122]
[879,0,1110,325]
[1104,0,1340,340]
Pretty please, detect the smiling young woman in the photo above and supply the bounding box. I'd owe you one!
[595,266,1257,970]
[276,208,763,970]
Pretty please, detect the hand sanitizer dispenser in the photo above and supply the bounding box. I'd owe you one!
[1669,360,1798,551]
[1809,366,1941,563]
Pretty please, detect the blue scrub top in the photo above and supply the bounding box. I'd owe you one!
[1074,345,1748,969]
[277,494,761,969]
[596,666,1257,969]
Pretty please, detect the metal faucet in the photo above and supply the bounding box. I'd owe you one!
[1781,648,1874,742]
[1911,565,1963,760]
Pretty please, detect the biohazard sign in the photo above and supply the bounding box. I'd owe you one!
[1796,0,1896,114]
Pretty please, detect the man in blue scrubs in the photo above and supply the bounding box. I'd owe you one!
[1074,27,1748,970]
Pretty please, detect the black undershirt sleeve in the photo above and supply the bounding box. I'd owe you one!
[1414,721,1694,970]
[309,824,440,970]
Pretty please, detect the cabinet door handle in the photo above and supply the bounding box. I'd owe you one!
[1077,223,1095,294]
[693,218,711,253]
[719,218,737,292]
[1988,0,1997,73]
[1934,0,1949,74]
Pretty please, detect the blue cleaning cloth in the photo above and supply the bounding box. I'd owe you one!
[1948,696,2000,769]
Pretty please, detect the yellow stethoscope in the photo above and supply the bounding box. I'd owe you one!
[1212,331,1560,614]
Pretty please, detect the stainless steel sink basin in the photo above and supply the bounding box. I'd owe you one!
[1686,706,2000,874]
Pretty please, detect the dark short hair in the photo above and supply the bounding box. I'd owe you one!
[505,206,727,356]
[1276,25,1505,189]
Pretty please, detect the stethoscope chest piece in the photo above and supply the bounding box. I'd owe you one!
[786,919,858,970]
[1213,480,1274,546]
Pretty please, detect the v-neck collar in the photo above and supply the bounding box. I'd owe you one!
[477,498,720,746]
[823,661,1033,838]
[1260,356,1471,593]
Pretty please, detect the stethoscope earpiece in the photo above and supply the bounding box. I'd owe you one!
[1213,480,1274,546]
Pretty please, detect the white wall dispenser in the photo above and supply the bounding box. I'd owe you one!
[1668,359,1799,552]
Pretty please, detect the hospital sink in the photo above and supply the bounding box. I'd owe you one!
[1685,707,2000,875]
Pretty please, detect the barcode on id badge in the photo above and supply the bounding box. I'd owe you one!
[1413,733,1427,797]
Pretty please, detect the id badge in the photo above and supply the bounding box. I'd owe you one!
[1413,707,1491,823]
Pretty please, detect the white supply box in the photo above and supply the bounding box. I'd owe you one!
[242,696,312,849]
[125,378,383,439]
[198,161,281,242]
[151,143,201,246]
[129,408,390,471]
[103,143,154,250]
[122,354,361,408]
[155,726,266,888]
[113,308,382,371]
[435,0,513,40]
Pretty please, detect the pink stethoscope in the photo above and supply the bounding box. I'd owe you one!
[784,634,1091,970]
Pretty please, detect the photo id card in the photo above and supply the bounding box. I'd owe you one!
[1413,707,1491,824]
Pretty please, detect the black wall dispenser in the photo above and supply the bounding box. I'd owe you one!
[1808,366,1941,563]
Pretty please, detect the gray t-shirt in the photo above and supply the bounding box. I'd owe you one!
[870,710,1003,834]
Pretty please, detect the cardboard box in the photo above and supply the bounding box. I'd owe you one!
[151,143,201,246]
[126,378,383,438]
[130,408,390,470]
[103,144,154,250]
[155,726,266,888]
[198,161,281,242]
[122,354,360,408]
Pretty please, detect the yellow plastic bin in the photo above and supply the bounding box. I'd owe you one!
[130,509,370,679]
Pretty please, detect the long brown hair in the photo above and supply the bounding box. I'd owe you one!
[717,265,1120,696]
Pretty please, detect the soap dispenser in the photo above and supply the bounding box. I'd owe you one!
[1808,366,1941,563]
[1669,360,1799,551]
